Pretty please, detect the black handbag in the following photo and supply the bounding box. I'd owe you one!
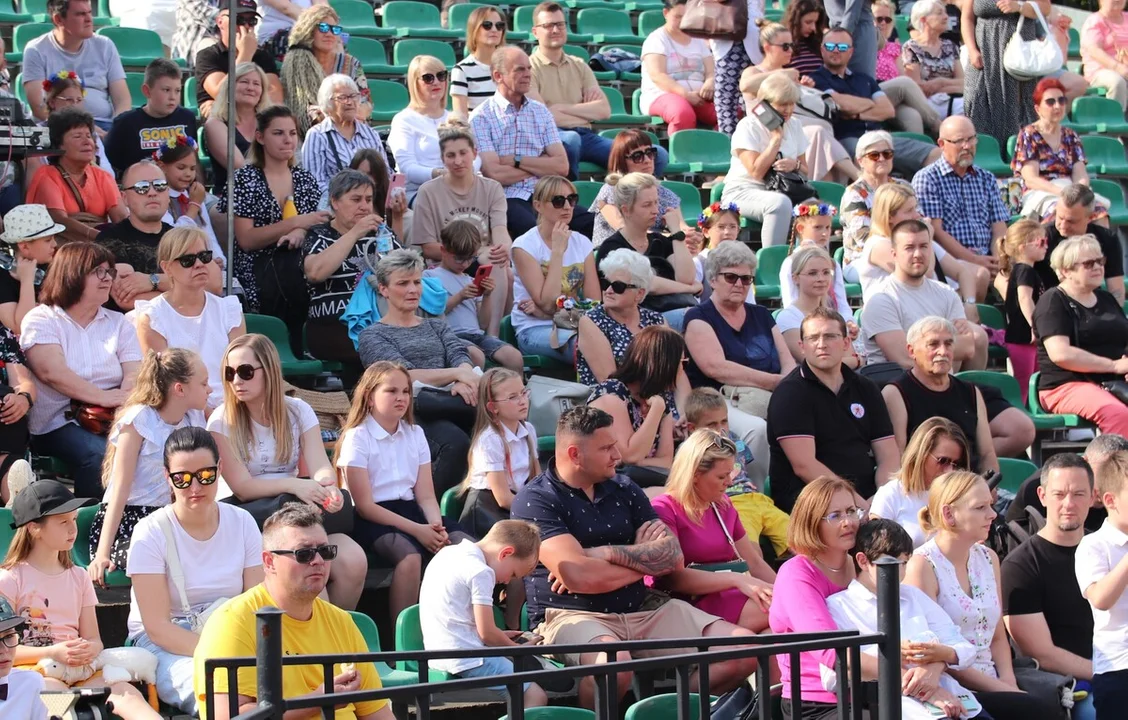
[642,293,698,313]
[765,166,818,205]
[1102,379,1128,405]
[710,683,760,720]
[252,245,309,323]
[223,489,355,535]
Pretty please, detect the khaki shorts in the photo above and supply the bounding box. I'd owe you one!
[535,599,726,667]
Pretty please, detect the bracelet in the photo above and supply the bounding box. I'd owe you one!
[188,201,203,210]
[17,391,32,409]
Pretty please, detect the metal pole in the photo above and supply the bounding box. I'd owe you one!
[224,0,237,296]
[876,556,902,720]
[674,664,691,720]
[756,654,771,720]
[256,607,285,719]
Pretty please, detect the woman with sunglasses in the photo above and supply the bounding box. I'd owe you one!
[21,242,142,499]
[279,5,371,139]
[591,130,692,245]
[127,426,264,715]
[450,5,506,118]
[870,417,970,548]
[390,56,481,205]
[1033,235,1128,438]
[208,334,368,611]
[134,228,245,411]
[872,0,902,83]
[511,175,600,364]
[639,0,716,133]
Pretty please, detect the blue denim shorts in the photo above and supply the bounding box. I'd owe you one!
[455,656,532,693]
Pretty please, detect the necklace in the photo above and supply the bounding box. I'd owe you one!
[815,555,846,573]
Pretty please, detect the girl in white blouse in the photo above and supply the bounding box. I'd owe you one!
[89,349,210,587]
[338,361,474,628]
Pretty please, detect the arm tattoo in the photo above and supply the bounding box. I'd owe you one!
[602,524,684,576]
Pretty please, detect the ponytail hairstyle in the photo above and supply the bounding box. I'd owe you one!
[101,348,201,487]
[341,361,414,434]
[220,334,292,466]
[248,105,298,168]
[995,218,1045,277]
[461,368,539,493]
[918,470,985,536]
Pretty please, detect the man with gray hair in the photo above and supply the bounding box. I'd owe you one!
[1037,183,1125,303]
[301,74,390,195]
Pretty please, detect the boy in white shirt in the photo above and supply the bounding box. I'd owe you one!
[419,520,548,708]
[1077,449,1128,718]
[0,597,48,719]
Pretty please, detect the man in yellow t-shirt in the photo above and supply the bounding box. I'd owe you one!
[193,504,392,720]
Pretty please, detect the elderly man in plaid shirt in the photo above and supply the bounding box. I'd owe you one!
[470,45,596,240]
[912,116,1010,275]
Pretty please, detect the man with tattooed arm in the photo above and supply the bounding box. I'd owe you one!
[512,406,758,710]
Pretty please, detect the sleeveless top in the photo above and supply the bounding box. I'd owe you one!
[915,539,999,677]
[576,305,666,387]
[890,370,980,466]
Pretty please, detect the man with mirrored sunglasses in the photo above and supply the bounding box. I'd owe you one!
[194,503,394,720]
[193,0,283,117]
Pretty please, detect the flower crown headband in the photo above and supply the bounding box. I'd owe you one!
[42,70,84,95]
[697,202,740,230]
[793,202,837,218]
[151,133,197,162]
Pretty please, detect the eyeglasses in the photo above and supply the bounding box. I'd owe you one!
[169,466,219,489]
[626,146,659,163]
[863,149,895,161]
[334,92,361,104]
[224,364,263,382]
[235,15,258,26]
[317,22,343,35]
[549,193,579,209]
[803,332,844,343]
[0,632,18,649]
[536,21,566,30]
[874,16,893,23]
[91,266,117,281]
[823,42,851,52]
[174,250,214,268]
[1075,257,1106,270]
[495,388,531,403]
[823,507,865,524]
[770,41,794,51]
[941,136,977,146]
[421,71,449,85]
[600,278,641,294]
[54,95,82,106]
[270,544,339,564]
[930,453,964,469]
[719,271,753,287]
[124,179,169,195]
[1042,97,1065,107]
[479,20,504,30]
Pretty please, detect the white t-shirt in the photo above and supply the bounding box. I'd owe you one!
[134,292,243,407]
[0,669,48,720]
[468,421,536,492]
[510,227,594,335]
[336,417,431,503]
[860,275,965,364]
[1076,519,1128,675]
[108,405,208,508]
[869,479,929,548]
[779,250,850,314]
[207,397,320,479]
[387,108,482,199]
[419,539,496,674]
[125,503,262,639]
[726,115,808,191]
[639,28,712,115]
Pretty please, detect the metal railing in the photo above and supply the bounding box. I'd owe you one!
[206,558,904,720]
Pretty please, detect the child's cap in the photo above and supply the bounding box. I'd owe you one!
[10,479,94,529]
[0,597,24,634]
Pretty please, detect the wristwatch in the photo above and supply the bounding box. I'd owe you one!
[149,273,160,291]
[514,155,523,169]
[963,297,976,305]
[17,391,32,409]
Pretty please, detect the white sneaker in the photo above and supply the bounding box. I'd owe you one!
[5,459,33,507]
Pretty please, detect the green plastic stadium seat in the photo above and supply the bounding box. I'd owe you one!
[662,180,703,224]
[894,14,910,40]
[955,370,1064,431]
[347,611,417,686]
[598,86,646,127]
[383,1,463,38]
[446,3,488,29]
[998,457,1038,495]
[13,22,53,53]
[500,314,573,371]
[73,505,130,585]
[439,486,464,517]
[392,38,457,67]
[330,0,395,37]
[0,509,13,563]
[347,36,404,77]
[501,709,596,720]
[244,314,325,376]
[624,693,715,720]
[974,134,1011,177]
[125,72,145,108]
[668,129,730,174]
[367,79,410,123]
[25,0,113,24]
[1091,178,1128,226]
[1080,135,1128,177]
[183,77,198,112]
[809,179,845,228]
[974,304,1009,362]
[710,182,725,205]
[0,0,31,24]
[892,130,935,146]
[1028,371,1089,428]
[396,603,505,679]
[574,180,603,209]
[755,245,787,301]
[96,27,166,68]
[1070,96,1128,135]
[577,7,638,43]
[638,9,664,37]
[565,44,615,82]
[1067,27,1080,58]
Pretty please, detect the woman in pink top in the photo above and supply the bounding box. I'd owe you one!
[768,476,862,720]
[1081,0,1128,111]
[651,430,776,630]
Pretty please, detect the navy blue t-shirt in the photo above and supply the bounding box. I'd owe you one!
[809,67,885,140]
[511,462,658,626]
[684,300,781,389]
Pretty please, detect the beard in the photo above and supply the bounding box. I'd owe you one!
[1057,519,1082,532]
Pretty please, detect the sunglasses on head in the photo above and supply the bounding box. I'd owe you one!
[863,149,895,161]
[422,71,449,85]
[479,20,504,30]
[317,22,343,35]
[1042,96,1065,107]
[169,466,219,489]
[823,42,851,52]
[627,146,659,163]
[125,180,169,195]
[874,16,893,23]
[600,278,640,294]
[270,544,339,564]
[174,250,213,268]
[92,266,118,281]
[719,271,753,287]
[770,41,794,51]
[549,193,579,209]
[224,364,262,382]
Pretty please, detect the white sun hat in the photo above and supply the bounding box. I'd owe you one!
[0,204,67,244]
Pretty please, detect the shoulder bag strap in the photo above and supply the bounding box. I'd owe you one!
[324,128,345,174]
[156,508,193,617]
[710,502,742,562]
[57,166,87,214]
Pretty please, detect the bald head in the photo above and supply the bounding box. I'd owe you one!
[122,160,165,187]
[938,116,977,171]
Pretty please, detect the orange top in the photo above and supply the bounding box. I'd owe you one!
[27,163,121,218]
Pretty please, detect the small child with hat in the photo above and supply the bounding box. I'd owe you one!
[0,203,63,334]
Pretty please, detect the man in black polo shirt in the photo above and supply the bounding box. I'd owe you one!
[193,0,283,118]
[1003,453,1098,720]
[1037,184,1125,304]
[512,406,757,711]
[1004,434,1119,533]
[766,307,899,512]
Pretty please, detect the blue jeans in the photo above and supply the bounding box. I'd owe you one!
[662,307,689,333]
[1091,670,1128,720]
[455,656,532,692]
[1074,692,1096,720]
[559,127,669,179]
[516,325,576,365]
[31,422,107,499]
[132,620,197,715]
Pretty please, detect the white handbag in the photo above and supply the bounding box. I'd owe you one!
[1002,3,1063,81]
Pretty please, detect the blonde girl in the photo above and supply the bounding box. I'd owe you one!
[695,202,742,293]
[780,200,848,312]
[0,480,159,719]
[996,219,1048,401]
[88,349,210,587]
[776,247,860,368]
[338,361,473,627]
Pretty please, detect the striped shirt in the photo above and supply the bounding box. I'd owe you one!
[450,57,497,112]
[469,93,561,200]
[19,305,143,435]
[300,117,388,192]
[912,158,1009,256]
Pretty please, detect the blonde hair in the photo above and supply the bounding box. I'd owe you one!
[1050,234,1102,280]
[787,476,858,557]
[789,245,835,292]
[2,524,73,570]
[756,73,801,106]
[157,227,210,286]
[531,175,575,205]
[462,368,539,493]
[438,120,477,153]
[684,387,727,426]
[664,430,737,524]
[896,418,970,495]
[483,519,541,559]
[756,21,789,53]
[466,5,507,54]
[281,5,342,137]
[870,183,917,238]
[1095,449,1128,499]
[407,55,448,110]
[996,218,1045,277]
[605,171,659,212]
[342,361,415,433]
[211,62,273,123]
[220,334,293,466]
[918,470,985,536]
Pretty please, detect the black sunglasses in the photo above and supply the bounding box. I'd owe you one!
[235,14,258,26]
[317,22,343,35]
[874,16,893,23]
[770,41,794,51]
[124,180,169,195]
[550,193,580,209]
[720,271,754,286]
[1043,97,1065,107]
[169,466,219,489]
[627,146,659,163]
[174,250,214,268]
[479,20,504,30]
[421,71,449,85]
[224,364,262,382]
[600,278,640,294]
[270,544,339,564]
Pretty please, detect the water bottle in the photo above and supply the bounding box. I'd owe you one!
[0,250,44,285]
[374,223,394,254]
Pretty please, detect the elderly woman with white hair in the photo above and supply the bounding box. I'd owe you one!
[840,130,907,276]
[721,74,808,247]
[901,0,965,118]
[301,73,390,194]
[389,56,482,204]
[1033,234,1128,437]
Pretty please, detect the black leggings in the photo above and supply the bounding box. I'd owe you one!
[975,690,1060,720]
[418,419,471,498]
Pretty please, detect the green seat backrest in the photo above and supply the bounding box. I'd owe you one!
[346,36,388,63]
[97,27,164,56]
[710,182,725,204]
[599,128,660,145]
[501,708,598,720]
[1092,178,1127,206]
[755,245,788,286]
[638,9,664,36]
[662,180,703,222]
[574,180,603,208]
[14,23,53,52]
[1080,135,1127,164]
[1067,26,1080,56]
[668,129,730,164]
[0,509,15,562]
[955,370,1022,409]
[513,5,536,32]
[998,457,1037,495]
[809,180,845,210]
[439,486,464,517]
[1007,134,1017,159]
[383,1,443,29]
[332,0,378,27]
[624,693,710,720]
[393,38,456,66]
[601,86,627,114]
[577,7,633,35]
[500,314,518,345]
[894,14,910,39]
[368,79,410,112]
[892,130,934,146]
[975,133,1007,162]
[1071,96,1124,126]
[394,604,425,671]
[563,44,591,61]
[12,73,25,105]
[447,2,488,30]
[183,76,198,111]
[125,72,145,108]
[245,314,302,364]
[71,505,99,567]
[976,304,1004,331]
[22,0,48,14]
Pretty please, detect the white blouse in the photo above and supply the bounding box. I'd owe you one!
[387,107,482,200]
[207,397,320,479]
[869,479,929,548]
[108,404,207,507]
[336,416,431,502]
[468,421,536,492]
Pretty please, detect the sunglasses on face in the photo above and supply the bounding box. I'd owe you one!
[91,266,117,281]
[270,544,339,564]
[169,466,219,489]
[479,20,503,30]
[930,453,964,469]
[224,363,262,382]
[863,149,895,161]
[125,180,169,195]
[1075,257,1106,270]
[627,146,659,163]
[174,250,214,268]
[550,193,580,209]
[719,271,753,287]
[600,278,640,294]
[874,16,893,23]
[824,42,851,52]
[317,22,343,35]
[770,41,794,51]
[1042,96,1065,107]
[421,71,449,85]
[235,14,258,26]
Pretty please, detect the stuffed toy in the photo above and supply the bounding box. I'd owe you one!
[37,646,159,686]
